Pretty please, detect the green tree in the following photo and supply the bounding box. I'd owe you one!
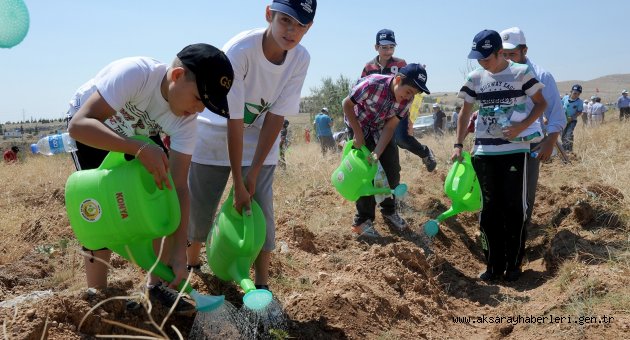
[303,75,354,130]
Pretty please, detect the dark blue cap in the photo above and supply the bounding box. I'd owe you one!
[468,29,502,60]
[399,63,430,94]
[271,0,317,25]
[376,29,396,45]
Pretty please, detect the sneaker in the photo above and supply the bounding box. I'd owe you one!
[186,263,202,273]
[479,271,501,282]
[422,149,437,172]
[383,212,407,232]
[351,220,380,238]
[504,269,522,282]
[148,282,195,316]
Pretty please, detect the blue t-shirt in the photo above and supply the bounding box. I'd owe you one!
[314,113,333,136]
[562,95,584,119]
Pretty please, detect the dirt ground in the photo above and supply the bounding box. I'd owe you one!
[1,143,629,339]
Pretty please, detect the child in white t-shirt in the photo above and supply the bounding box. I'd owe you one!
[67,44,233,314]
[187,0,316,292]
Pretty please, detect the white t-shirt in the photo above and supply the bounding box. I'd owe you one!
[67,57,197,154]
[193,28,310,166]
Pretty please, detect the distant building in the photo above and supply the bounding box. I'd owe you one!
[4,129,22,138]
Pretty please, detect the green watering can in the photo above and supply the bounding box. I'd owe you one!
[424,151,481,237]
[206,190,272,310]
[331,140,407,201]
[65,136,223,312]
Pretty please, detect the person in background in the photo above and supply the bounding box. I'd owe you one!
[279,119,290,169]
[582,99,590,127]
[313,107,335,154]
[450,106,460,132]
[500,26,566,248]
[561,84,584,152]
[432,103,446,136]
[590,96,607,126]
[361,29,437,172]
[617,89,630,121]
[304,127,311,143]
[3,146,19,163]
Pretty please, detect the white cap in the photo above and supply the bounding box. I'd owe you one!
[500,27,526,49]
[432,103,439,108]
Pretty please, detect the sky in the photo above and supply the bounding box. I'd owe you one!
[1,0,629,123]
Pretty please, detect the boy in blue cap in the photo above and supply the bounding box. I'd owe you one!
[343,63,430,237]
[67,43,233,314]
[561,84,584,152]
[187,0,316,292]
[452,30,547,282]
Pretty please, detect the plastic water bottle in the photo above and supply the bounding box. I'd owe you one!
[495,107,511,128]
[530,151,539,158]
[30,132,77,155]
[374,161,392,204]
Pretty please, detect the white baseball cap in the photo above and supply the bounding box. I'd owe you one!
[432,103,439,108]
[500,27,527,49]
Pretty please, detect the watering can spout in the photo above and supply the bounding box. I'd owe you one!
[239,278,256,294]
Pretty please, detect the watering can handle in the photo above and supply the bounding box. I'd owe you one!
[97,135,156,170]
[226,188,255,251]
[343,139,372,159]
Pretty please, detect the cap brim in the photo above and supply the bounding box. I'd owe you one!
[502,42,518,49]
[378,40,396,46]
[270,4,310,25]
[202,93,230,119]
[467,50,487,60]
[412,79,430,94]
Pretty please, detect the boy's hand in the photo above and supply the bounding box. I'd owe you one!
[233,181,251,215]
[502,122,527,140]
[451,146,464,162]
[352,135,365,149]
[167,255,189,290]
[137,145,172,190]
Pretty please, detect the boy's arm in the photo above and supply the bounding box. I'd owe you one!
[342,96,365,148]
[227,118,250,213]
[165,150,192,288]
[67,90,171,189]
[452,102,474,161]
[372,116,399,161]
[503,90,547,140]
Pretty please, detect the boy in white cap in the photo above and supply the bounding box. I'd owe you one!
[499,26,566,256]
[453,29,547,282]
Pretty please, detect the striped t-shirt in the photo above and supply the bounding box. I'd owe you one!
[458,61,544,155]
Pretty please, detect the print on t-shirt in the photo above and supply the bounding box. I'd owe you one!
[244,98,273,126]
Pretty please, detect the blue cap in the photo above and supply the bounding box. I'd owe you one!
[468,29,502,59]
[270,0,317,25]
[399,63,430,94]
[376,29,396,46]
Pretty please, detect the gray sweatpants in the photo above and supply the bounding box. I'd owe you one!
[188,163,276,251]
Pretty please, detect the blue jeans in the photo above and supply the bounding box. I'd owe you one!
[561,119,577,152]
[394,116,430,158]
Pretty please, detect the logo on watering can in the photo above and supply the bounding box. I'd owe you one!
[336,171,345,182]
[344,159,353,172]
[115,192,129,219]
[80,199,102,222]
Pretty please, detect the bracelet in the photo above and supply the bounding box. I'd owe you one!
[454,143,464,149]
[369,152,378,162]
[135,142,150,158]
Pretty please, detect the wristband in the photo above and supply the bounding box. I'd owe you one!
[453,143,464,149]
[135,142,150,158]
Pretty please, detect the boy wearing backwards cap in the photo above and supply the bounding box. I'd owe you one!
[67,43,234,314]
[343,63,430,237]
[453,30,547,282]
[187,0,316,292]
[361,29,437,172]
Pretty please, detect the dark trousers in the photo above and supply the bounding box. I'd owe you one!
[354,137,400,224]
[620,107,630,121]
[473,153,528,275]
[394,116,431,158]
[525,144,540,226]
[561,119,577,152]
